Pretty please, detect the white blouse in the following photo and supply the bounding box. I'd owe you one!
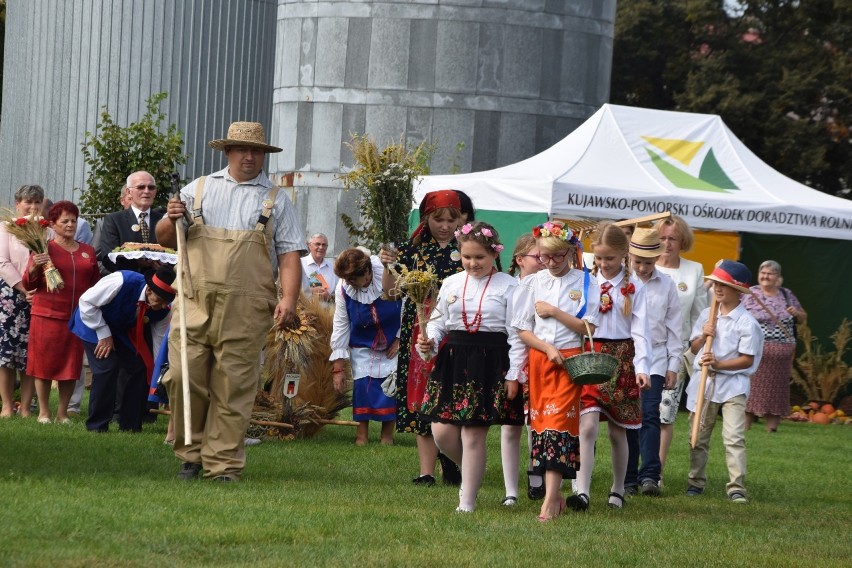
[511,268,601,350]
[594,268,651,376]
[328,257,397,379]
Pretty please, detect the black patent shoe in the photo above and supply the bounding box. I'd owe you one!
[527,471,545,501]
[412,474,436,486]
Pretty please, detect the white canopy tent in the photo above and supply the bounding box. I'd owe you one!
[416,104,852,241]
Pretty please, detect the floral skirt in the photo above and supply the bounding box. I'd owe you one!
[528,347,582,477]
[0,281,30,371]
[580,338,642,428]
[746,341,795,417]
[421,331,523,426]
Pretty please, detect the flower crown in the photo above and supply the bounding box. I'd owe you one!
[454,223,505,253]
[532,221,577,244]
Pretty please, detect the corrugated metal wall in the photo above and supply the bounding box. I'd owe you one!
[0,0,276,211]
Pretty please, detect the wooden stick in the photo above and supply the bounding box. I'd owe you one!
[615,212,672,227]
[150,409,357,428]
[170,172,193,445]
[690,294,718,449]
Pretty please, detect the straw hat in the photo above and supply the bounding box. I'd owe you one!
[704,259,752,293]
[208,121,282,153]
[629,228,663,257]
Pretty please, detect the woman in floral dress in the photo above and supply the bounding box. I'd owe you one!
[381,190,463,486]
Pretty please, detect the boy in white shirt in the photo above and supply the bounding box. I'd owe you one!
[685,260,763,504]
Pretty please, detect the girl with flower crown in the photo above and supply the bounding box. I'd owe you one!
[416,221,523,513]
[567,221,651,512]
[510,220,600,521]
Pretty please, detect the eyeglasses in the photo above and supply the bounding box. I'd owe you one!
[523,254,545,265]
[310,242,328,248]
[538,252,569,263]
[131,184,157,191]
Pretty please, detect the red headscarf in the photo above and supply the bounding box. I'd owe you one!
[411,190,461,241]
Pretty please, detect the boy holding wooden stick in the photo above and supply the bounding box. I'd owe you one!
[685,260,763,504]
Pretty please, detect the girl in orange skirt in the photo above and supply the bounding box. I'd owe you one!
[569,222,651,511]
[511,221,600,521]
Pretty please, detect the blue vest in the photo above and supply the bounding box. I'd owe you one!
[342,289,402,350]
[69,271,168,350]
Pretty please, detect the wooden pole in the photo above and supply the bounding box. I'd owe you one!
[170,172,193,444]
[150,409,358,429]
[690,294,719,449]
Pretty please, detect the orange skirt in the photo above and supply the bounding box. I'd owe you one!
[528,346,582,436]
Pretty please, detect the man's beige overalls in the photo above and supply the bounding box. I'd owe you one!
[166,177,278,479]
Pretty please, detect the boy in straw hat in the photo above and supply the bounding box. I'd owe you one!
[156,121,306,482]
[628,228,682,496]
[684,260,763,503]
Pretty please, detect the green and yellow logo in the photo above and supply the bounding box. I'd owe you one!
[642,136,739,193]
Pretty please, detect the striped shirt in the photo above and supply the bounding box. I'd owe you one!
[179,167,306,272]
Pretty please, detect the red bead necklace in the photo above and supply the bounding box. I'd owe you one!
[461,269,494,333]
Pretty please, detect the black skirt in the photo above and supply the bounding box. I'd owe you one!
[421,331,524,426]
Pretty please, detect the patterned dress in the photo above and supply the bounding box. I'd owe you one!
[743,286,801,417]
[394,237,463,435]
[0,226,32,372]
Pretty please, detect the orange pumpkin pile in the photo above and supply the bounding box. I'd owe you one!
[787,402,850,425]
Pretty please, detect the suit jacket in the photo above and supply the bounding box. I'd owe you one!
[96,208,164,274]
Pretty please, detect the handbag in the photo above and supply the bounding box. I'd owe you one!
[779,288,798,342]
[381,370,397,397]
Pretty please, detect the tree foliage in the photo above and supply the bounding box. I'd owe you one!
[612,0,851,197]
[77,92,188,218]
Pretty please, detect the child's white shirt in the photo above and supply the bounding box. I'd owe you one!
[685,302,764,410]
[594,268,652,376]
[636,268,683,376]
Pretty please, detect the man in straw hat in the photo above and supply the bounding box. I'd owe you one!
[156,121,306,482]
[684,260,763,504]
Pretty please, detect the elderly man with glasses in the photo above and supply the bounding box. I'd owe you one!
[301,233,338,303]
[95,171,164,274]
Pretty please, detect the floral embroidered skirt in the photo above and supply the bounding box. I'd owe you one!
[0,281,30,371]
[421,331,523,426]
[528,347,582,478]
[580,338,641,428]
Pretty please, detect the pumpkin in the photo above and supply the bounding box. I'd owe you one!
[820,403,835,415]
[811,412,831,425]
[808,401,820,411]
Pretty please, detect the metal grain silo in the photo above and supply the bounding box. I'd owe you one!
[270,0,616,251]
[0,0,276,211]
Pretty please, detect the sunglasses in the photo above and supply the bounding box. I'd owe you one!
[131,184,158,191]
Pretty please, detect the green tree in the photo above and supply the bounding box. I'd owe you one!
[78,92,188,219]
[611,0,851,197]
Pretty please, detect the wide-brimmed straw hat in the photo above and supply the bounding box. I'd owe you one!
[704,259,752,293]
[629,228,663,257]
[208,121,282,153]
[145,266,177,303]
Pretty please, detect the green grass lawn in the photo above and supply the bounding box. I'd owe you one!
[1,407,850,567]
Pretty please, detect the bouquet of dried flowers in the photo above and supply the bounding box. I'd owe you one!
[1,209,64,292]
[394,264,439,340]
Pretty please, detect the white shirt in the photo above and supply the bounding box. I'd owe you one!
[594,269,651,376]
[511,268,600,350]
[130,205,152,231]
[685,302,763,410]
[78,272,169,352]
[637,268,683,376]
[179,167,306,272]
[425,270,520,377]
[328,257,396,379]
[301,255,339,298]
[505,274,532,383]
[656,258,709,345]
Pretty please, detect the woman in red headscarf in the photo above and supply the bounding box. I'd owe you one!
[380,189,466,486]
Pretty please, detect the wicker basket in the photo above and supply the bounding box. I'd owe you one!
[563,320,619,385]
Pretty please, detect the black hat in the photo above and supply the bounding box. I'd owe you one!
[145,266,177,303]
